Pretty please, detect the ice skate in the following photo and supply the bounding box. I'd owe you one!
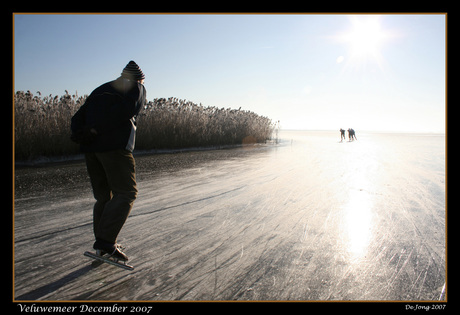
[84,242,134,270]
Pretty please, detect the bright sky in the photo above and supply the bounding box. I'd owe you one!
[14,13,446,133]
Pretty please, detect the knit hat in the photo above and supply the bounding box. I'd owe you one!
[121,60,145,81]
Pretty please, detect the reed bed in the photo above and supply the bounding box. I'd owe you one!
[14,91,275,161]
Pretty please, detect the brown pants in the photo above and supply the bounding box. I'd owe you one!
[85,150,138,244]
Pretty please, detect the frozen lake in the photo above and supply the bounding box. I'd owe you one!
[14,130,446,301]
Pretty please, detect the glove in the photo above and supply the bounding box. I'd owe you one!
[71,126,97,145]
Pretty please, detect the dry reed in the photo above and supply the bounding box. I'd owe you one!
[14,91,275,161]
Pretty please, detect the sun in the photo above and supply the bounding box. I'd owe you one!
[339,15,390,69]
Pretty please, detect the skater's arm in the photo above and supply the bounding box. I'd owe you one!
[85,90,141,135]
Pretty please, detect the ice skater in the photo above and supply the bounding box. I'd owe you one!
[340,128,346,142]
[71,61,146,262]
[349,128,357,141]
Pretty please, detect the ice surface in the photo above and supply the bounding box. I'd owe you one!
[14,131,446,301]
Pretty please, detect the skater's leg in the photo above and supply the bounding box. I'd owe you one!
[94,149,138,244]
[85,153,112,239]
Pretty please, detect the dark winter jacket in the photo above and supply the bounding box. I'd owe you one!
[71,77,146,153]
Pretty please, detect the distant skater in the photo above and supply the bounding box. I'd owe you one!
[350,128,357,141]
[340,128,346,142]
[71,61,146,262]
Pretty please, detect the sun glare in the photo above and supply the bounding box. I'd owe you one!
[339,15,390,70]
[347,17,383,54]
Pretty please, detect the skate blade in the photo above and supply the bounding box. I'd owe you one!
[84,251,134,271]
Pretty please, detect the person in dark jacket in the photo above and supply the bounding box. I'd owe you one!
[71,61,146,261]
[350,128,357,141]
[340,128,346,142]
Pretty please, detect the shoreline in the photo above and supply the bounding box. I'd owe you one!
[14,141,278,168]
[13,130,445,168]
